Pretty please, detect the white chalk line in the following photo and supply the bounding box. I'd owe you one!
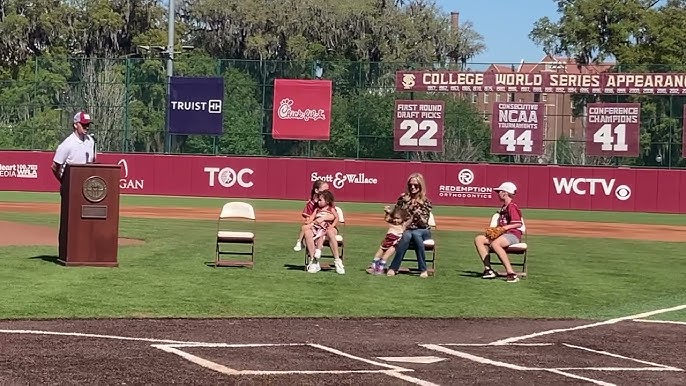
[378,370,441,386]
[0,328,207,344]
[490,304,686,345]
[152,344,239,375]
[0,328,431,383]
[633,318,686,326]
[153,342,438,385]
[419,344,533,371]
[545,369,616,386]
[439,343,553,347]
[307,343,410,372]
[563,343,682,371]
[553,367,682,371]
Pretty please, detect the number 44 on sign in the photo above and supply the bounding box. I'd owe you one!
[500,130,534,152]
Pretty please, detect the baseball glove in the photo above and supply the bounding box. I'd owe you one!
[484,226,506,240]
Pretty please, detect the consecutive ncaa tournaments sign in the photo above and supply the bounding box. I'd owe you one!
[490,102,544,155]
[393,100,444,152]
[168,76,224,135]
[585,103,641,157]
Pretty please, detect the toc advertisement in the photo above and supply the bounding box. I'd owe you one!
[168,76,225,135]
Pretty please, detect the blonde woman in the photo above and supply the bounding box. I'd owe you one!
[385,173,433,278]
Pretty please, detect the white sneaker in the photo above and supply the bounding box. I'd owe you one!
[314,249,322,258]
[334,259,345,275]
[307,261,321,273]
[293,241,302,251]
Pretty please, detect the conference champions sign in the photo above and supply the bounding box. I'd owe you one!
[168,76,225,135]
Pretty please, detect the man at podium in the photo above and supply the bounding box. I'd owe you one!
[51,111,96,184]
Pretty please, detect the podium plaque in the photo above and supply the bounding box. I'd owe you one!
[58,163,121,267]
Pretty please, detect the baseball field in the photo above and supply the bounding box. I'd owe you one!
[1,190,685,385]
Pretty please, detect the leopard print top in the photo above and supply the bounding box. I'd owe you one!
[394,194,433,230]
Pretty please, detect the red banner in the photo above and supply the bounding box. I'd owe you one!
[271,79,332,140]
[396,70,686,95]
[683,105,686,159]
[3,151,686,214]
[490,102,544,155]
[585,103,641,157]
[393,100,444,152]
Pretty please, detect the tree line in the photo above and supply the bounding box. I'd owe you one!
[0,0,498,162]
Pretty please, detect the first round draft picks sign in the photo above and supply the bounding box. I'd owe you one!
[490,102,544,155]
[393,100,445,152]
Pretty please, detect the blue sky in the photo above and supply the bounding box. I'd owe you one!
[434,0,559,65]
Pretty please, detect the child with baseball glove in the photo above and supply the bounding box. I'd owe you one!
[366,206,411,275]
[474,181,523,283]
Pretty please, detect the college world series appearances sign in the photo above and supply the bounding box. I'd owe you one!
[393,100,444,152]
[168,76,224,135]
[396,70,686,95]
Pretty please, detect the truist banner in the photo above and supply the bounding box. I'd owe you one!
[396,70,686,95]
[168,76,224,135]
[272,79,332,140]
[3,150,686,214]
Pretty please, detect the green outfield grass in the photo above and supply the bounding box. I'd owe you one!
[2,191,686,225]
[0,208,685,321]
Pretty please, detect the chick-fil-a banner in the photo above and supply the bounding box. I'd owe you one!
[2,150,686,214]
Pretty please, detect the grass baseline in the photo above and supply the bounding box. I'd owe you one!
[0,208,685,321]
[1,191,686,226]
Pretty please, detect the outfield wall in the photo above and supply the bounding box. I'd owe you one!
[2,150,686,213]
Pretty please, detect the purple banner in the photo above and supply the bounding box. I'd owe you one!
[168,76,224,135]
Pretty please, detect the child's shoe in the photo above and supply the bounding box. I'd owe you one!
[334,258,345,275]
[374,260,386,275]
[293,241,302,251]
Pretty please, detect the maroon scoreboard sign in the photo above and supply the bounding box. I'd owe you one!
[394,100,444,152]
[585,103,641,157]
[490,102,545,155]
[683,105,686,158]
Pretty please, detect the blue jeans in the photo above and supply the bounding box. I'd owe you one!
[389,228,432,272]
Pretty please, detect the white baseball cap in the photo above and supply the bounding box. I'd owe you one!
[494,181,517,195]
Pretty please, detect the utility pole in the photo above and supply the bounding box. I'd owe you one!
[164,0,175,153]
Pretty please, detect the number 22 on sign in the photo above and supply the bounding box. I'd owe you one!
[399,119,438,147]
[394,119,444,152]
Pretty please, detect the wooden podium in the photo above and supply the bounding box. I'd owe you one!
[58,163,121,267]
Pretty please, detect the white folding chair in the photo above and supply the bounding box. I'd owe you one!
[402,212,438,276]
[303,206,345,271]
[488,213,529,278]
[215,202,256,268]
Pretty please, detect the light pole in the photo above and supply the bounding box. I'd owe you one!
[545,103,558,164]
[164,0,175,153]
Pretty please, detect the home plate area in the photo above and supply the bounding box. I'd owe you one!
[0,316,685,385]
